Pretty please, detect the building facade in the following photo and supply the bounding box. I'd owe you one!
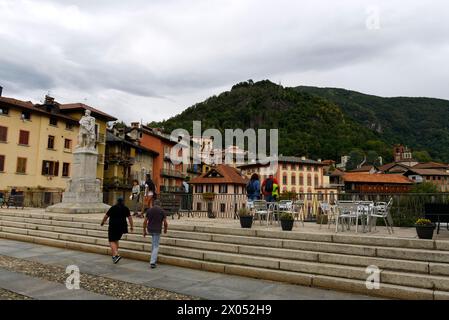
[0,94,116,196]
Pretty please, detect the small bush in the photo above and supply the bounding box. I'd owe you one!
[280,212,294,220]
[415,218,433,226]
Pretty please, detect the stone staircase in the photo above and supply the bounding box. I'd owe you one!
[1,210,449,300]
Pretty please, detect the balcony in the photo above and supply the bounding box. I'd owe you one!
[161,168,185,179]
[103,177,133,189]
[105,153,135,165]
[187,164,201,174]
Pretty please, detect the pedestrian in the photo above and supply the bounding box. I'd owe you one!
[143,200,168,269]
[100,197,134,264]
[272,181,280,202]
[130,179,141,217]
[246,173,261,201]
[261,174,278,202]
[141,173,157,216]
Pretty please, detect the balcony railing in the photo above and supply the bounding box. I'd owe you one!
[103,177,134,189]
[105,153,135,165]
[161,168,185,179]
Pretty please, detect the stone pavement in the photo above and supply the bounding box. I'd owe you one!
[0,267,113,300]
[0,239,378,300]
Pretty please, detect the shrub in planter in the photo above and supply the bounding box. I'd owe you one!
[280,212,294,231]
[238,208,253,228]
[415,218,435,240]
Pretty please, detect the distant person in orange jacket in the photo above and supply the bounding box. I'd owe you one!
[261,174,278,202]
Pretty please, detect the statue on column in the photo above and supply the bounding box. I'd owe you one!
[78,109,96,150]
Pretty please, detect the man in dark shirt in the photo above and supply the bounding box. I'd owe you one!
[143,202,168,268]
[101,197,134,264]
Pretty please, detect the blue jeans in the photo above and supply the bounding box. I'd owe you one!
[248,195,260,201]
[264,195,274,202]
[150,233,161,265]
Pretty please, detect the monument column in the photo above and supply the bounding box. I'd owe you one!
[46,110,110,214]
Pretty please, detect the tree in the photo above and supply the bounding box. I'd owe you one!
[413,151,432,163]
[366,150,381,166]
[346,149,365,170]
[410,182,439,193]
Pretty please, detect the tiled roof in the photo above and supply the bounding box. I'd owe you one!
[379,162,411,172]
[348,165,377,173]
[190,164,248,185]
[278,156,326,165]
[342,173,412,184]
[413,162,449,169]
[59,103,117,122]
[404,168,449,176]
[0,96,78,123]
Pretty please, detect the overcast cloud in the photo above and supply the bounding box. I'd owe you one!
[1,0,449,123]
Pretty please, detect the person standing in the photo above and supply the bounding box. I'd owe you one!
[141,173,157,216]
[143,201,168,269]
[130,179,141,217]
[272,181,280,202]
[262,174,278,202]
[246,173,261,201]
[101,197,134,264]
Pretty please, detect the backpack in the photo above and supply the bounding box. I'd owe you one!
[264,178,273,193]
[246,180,256,194]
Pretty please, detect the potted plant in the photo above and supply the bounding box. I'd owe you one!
[280,212,294,231]
[238,208,253,228]
[415,218,435,240]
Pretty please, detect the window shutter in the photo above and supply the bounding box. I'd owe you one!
[19,130,29,145]
[42,161,47,175]
[54,162,59,176]
[0,155,4,171]
[0,126,7,142]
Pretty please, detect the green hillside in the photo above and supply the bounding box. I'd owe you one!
[150,80,391,161]
[295,86,449,162]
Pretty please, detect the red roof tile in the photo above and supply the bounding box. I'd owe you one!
[190,164,248,185]
[342,173,412,184]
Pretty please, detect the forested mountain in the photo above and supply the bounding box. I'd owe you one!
[150,80,449,162]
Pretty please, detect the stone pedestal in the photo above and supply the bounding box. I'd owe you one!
[46,148,110,214]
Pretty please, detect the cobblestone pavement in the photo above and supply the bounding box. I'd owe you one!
[0,255,198,300]
[0,287,32,300]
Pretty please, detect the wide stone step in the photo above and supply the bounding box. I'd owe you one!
[2,211,448,251]
[2,215,449,267]
[2,230,448,300]
[2,225,449,293]
[0,219,439,275]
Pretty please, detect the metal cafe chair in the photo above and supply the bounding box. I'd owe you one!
[253,200,269,225]
[293,200,305,226]
[371,198,394,234]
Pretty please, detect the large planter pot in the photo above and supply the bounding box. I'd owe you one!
[239,216,253,228]
[415,224,435,239]
[280,219,294,231]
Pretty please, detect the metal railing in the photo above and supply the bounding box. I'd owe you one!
[160,168,185,179]
[2,190,449,227]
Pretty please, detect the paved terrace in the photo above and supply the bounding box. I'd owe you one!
[2,208,448,241]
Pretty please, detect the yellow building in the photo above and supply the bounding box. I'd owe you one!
[0,94,116,194]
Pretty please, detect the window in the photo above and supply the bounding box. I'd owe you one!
[0,155,4,171]
[64,139,72,150]
[62,162,70,177]
[291,175,296,185]
[18,130,29,145]
[47,135,55,149]
[49,117,58,126]
[282,163,287,170]
[196,202,202,211]
[0,106,9,115]
[16,157,27,174]
[206,184,214,193]
[283,175,287,185]
[65,122,74,130]
[307,174,312,186]
[0,126,7,142]
[195,185,203,193]
[219,184,228,194]
[21,111,31,120]
[314,175,319,186]
[299,174,304,185]
[307,166,311,171]
[298,165,303,171]
[42,160,59,176]
[220,203,226,213]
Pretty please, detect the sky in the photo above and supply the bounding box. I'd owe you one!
[1,0,449,124]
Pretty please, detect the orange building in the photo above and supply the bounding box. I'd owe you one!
[127,123,186,192]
